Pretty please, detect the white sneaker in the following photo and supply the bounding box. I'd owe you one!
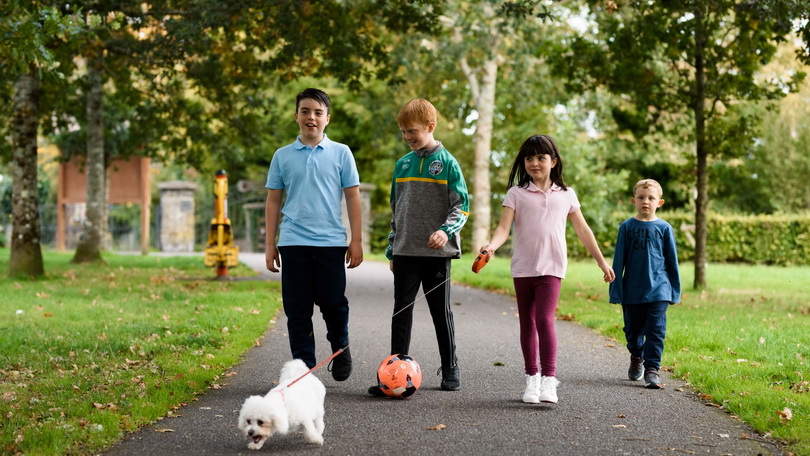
[538,376,560,403]
[522,374,541,403]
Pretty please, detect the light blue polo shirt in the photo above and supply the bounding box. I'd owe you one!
[266,134,360,246]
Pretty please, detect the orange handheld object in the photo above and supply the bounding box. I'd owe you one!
[471,251,490,273]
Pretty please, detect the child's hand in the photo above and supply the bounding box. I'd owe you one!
[345,240,363,269]
[472,247,491,273]
[479,245,494,259]
[427,230,448,249]
[266,247,281,272]
[600,264,616,283]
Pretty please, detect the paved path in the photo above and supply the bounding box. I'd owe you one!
[105,254,782,456]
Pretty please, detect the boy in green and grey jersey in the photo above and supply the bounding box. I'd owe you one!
[386,146,469,259]
[369,98,469,396]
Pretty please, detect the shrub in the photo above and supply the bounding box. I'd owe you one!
[569,211,810,266]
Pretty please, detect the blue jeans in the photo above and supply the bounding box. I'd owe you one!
[622,301,669,370]
[278,246,349,368]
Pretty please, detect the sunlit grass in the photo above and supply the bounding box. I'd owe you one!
[454,254,810,455]
[0,250,282,455]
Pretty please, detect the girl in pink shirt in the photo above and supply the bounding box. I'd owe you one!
[479,135,615,405]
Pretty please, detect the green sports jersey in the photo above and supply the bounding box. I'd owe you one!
[386,142,469,259]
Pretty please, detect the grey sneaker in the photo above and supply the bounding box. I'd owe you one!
[628,356,644,381]
[644,369,662,389]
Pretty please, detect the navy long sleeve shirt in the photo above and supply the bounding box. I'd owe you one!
[609,218,681,305]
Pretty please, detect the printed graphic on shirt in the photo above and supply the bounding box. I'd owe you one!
[627,226,654,250]
[401,159,411,170]
[428,160,443,175]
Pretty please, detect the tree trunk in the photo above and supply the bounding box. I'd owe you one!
[72,56,106,264]
[692,8,708,289]
[471,59,497,251]
[8,68,45,278]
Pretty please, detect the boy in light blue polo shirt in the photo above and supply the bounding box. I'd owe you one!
[265,88,363,381]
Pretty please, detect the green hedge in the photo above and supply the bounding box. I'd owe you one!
[570,211,810,266]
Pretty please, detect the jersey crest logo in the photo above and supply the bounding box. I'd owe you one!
[428,160,443,175]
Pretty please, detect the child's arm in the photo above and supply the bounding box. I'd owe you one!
[568,209,615,283]
[664,224,681,304]
[609,223,626,303]
[343,185,363,269]
[264,189,283,272]
[433,159,469,250]
[479,207,515,258]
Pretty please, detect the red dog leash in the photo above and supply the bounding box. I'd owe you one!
[282,347,345,389]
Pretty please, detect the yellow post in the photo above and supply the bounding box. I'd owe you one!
[204,170,239,277]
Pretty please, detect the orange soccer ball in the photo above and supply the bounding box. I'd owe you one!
[376,354,422,398]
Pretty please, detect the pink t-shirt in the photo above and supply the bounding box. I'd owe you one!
[503,182,580,279]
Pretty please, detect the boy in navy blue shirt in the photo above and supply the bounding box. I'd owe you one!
[265,88,363,381]
[609,179,680,389]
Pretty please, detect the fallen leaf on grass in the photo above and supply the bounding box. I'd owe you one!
[427,424,447,431]
[777,407,793,421]
[36,292,50,298]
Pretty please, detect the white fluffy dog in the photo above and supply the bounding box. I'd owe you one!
[237,359,326,450]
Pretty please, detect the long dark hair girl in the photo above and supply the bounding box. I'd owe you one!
[506,134,567,191]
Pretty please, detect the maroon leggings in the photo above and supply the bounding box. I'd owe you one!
[514,276,562,377]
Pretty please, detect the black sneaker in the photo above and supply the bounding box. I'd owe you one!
[628,356,644,381]
[439,365,461,391]
[644,369,662,389]
[367,385,386,397]
[328,347,352,381]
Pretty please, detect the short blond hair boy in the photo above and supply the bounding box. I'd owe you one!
[633,178,663,197]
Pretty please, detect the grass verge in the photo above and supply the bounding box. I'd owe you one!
[0,250,281,456]
[452,254,810,455]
